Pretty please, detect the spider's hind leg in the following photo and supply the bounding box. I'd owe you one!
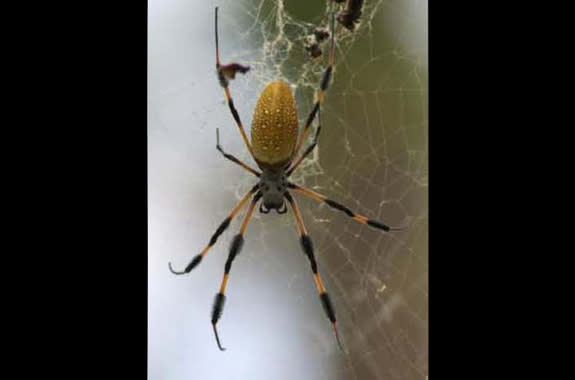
[290,12,337,169]
[214,6,256,161]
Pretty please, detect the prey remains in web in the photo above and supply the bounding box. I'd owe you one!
[169,6,405,353]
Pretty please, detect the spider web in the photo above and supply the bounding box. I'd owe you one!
[148,1,427,379]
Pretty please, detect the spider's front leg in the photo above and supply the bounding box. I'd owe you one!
[284,191,344,351]
[288,183,406,231]
[211,191,262,351]
[168,184,259,275]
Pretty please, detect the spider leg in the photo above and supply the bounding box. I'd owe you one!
[288,183,406,232]
[168,184,259,275]
[291,12,336,163]
[215,7,256,161]
[211,191,262,351]
[216,128,261,177]
[284,191,344,351]
[287,107,322,177]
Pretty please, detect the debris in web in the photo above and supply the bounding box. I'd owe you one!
[336,0,365,31]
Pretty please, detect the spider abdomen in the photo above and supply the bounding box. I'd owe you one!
[251,80,298,168]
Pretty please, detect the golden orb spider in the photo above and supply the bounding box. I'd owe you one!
[169,7,403,351]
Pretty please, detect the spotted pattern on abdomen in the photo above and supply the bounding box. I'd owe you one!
[251,80,299,167]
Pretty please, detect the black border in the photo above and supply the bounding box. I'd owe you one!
[18,2,148,376]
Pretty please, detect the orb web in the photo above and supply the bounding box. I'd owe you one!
[148,0,427,379]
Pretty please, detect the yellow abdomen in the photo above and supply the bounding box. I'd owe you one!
[251,81,299,168]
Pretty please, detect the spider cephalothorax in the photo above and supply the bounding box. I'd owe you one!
[258,168,288,214]
[169,7,404,352]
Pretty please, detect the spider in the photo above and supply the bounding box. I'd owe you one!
[169,7,403,351]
